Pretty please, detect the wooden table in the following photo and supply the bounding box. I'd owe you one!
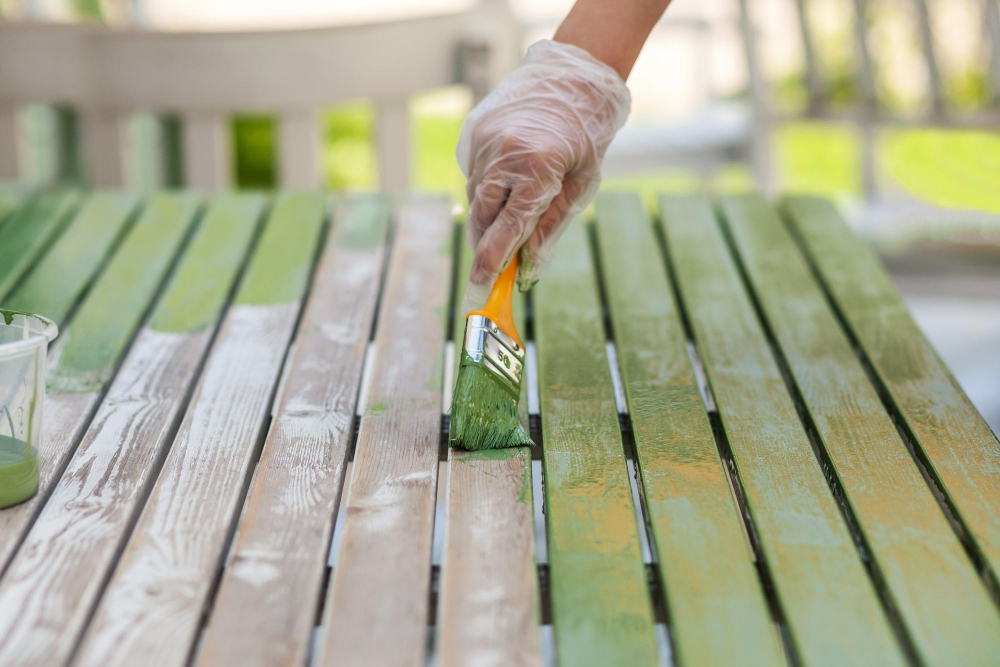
[0,187,998,666]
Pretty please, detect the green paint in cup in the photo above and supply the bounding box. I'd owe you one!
[0,309,57,509]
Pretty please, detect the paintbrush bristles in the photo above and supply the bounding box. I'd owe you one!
[450,355,533,450]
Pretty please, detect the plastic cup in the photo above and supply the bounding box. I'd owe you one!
[0,309,58,509]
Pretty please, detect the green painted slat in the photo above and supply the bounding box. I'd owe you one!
[47,193,201,395]
[783,196,1000,584]
[233,191,325,306]
[0,191,80,300]
[149,193,267,334]
[0,184,30,228]
[723,195,1000,665]
[6,192,139,324]
[659,196,905,667]
[534,219,658,666]
[594,193,782,666]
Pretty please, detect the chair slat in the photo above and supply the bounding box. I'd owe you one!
[181,113,230,190]
[595,193,782,666]
[0,193,200,575]
[0,194,265,667]
[196,194,389,667]
[73,193,324,667]
[0,190,80,300]
[278,111,323,188]
[315,196,452,667]
[0,183,30,228]
[534,219,658,666]
[724,195,1000,665]
[5,192,138,323]
[437,224,540,667]
[375,97,411,193]
[792,0,825,111]
[911,0,945,114]
[659,196,905,666]
[784,195,1000,585]
[82,110,128,188]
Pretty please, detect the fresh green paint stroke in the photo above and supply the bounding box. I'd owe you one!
[660,196,905,667]
[47,193,200,394]
[234,191,326,306]
[6,192,139,324]
[783,195,1000,582]
[534,218,658,666]
[0,191,80,301]
[594,192,782,667]
[722,194,1000,665]
[149,193,267,334]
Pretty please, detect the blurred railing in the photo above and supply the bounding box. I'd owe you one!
[0,0,519,191]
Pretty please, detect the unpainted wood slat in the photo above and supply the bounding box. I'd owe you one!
[437,223,540,667]
[0,194,265,667]
[5,191,138,323]
[195,194,389,667]
[534,219,658,666]
[783,195,1000,584]
[315,196,452,667]
[659,196,905,667]
[74,192,325,667]
[595,193,782,666]
[0,193,201,575]
[0,190,80,300]
[724,195,1000,664]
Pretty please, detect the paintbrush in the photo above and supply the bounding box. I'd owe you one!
[450,255,533,450]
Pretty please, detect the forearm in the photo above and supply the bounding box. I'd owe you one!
[553,0,672,80]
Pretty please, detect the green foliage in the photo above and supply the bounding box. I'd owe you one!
[232,115,276,189]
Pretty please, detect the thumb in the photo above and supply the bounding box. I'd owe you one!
[459,279,492,317]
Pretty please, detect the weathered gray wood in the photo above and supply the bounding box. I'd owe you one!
[534,218,659,666]
[195,194,389,667]
[0,194,200,576]
[437,223,540,667]
[0,194,265,667]
[595,192,782,666]
[315,196,452,667]
[74,193,325,667]
[659,196,905,667]
[723,194,1000,665]
[784,195,1000,588]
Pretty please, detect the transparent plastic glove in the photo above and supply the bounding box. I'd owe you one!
[457,39,631,314]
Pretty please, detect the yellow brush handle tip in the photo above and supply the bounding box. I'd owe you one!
[467,255,522,348]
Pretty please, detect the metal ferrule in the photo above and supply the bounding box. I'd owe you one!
[463,314,524,394]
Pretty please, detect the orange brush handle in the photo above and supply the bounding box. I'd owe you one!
[467,255,522,349]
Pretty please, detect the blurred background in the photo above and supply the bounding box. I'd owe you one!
[0,0,997,429]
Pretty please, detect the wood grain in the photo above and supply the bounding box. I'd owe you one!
[315,196,452,667]
[659,196,905,667]
[5,191,138,323]
[533,219,658,666]
[783,196,1000,587]
[0,190,80,300]
[74,192,325,667]
[0,194,200,575]
[595,193,782,666]
[195,194,389,667]
[722,194,1000,664]
[437,223,540,667]
[0,194,265,667]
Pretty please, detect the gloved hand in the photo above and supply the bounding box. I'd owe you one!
[457,39,631,314]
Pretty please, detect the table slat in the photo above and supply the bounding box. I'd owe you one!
[196,194,389,667]
[534,219,658,666]
[0,190,79,300]
[784,196,1000,580]
[74,192,325,667]
[0,194,265,667]
[0,193,200,575]
[724,195,1000,664]
[316,196,452,667]
[0,184,30,230]
[5,192,138,323]
[437,224,540,667]
[595,193,783,666]
[659,196,906,667]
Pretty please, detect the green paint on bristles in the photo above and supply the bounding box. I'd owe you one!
[450,352,533,451]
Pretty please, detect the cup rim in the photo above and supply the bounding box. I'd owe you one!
[0,309,59,360]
